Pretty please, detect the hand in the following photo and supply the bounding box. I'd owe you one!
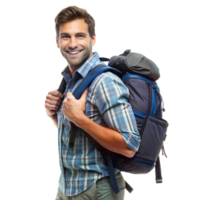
[45,90,65,118]
[61,88,88,125]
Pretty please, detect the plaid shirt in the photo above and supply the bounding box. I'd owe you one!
[57,52,141,196]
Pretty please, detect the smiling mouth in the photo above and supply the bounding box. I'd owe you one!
[66,50,83,55]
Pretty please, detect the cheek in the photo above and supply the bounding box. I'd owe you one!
[80,39,90,47]
[60,40,69,49]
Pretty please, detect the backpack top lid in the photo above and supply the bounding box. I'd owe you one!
[108,51,160,81]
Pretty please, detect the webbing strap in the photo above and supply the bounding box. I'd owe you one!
[125,181,134,193]
[108,152,119,194]
[69,123,77,149]
[155,156,162,183]
[132,109,146,119]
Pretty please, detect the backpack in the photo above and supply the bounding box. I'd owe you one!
[58,49,169,194]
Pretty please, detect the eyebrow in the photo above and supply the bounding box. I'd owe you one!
[60,32,86,37]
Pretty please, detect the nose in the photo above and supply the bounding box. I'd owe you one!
[69,37,78,50]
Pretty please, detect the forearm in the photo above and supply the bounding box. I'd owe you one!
[50,115,58,128]
[75,115,135,158]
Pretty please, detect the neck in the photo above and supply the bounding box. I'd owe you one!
[69,65,79,76]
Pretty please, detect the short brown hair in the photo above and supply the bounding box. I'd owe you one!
[55,6,95,38]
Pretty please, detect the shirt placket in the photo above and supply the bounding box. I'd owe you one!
[59,76,77,192]
[60,78,73,193]
[58,54,102,196]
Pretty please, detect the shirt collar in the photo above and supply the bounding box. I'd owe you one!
[61,52,101,82]
[76,52,101,78]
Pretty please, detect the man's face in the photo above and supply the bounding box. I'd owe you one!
[56,19,96,73]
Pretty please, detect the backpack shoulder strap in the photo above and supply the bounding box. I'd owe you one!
[57,64,122,99]
[73,64,122,99]
[58,77,67,94]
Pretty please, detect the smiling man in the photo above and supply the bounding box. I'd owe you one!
[45,6,140,200]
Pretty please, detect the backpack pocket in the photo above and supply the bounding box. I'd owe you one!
[136,115,168,161]
[111,151,155,174]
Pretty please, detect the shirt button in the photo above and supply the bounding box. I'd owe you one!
[59,140,61,142]
[59,154,61,157]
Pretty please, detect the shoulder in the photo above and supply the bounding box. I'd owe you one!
[90,70,123,88]
[89,70,130,99]
[93,71,122,85]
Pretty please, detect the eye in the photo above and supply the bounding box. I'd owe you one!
[77,35,84,38]
[61,35,70,38]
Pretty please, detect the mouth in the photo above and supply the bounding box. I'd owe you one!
[65,49,83,56]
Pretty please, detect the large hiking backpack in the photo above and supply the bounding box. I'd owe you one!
[58,50,169,194]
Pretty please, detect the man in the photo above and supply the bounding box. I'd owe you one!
[45,6,141,200]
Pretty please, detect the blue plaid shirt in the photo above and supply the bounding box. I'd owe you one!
[57,52,141,196]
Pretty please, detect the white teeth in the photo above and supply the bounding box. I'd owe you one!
[69,51,79,54]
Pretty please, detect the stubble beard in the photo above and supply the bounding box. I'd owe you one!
[61,45,92,70]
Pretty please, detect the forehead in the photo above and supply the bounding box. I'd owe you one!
[59,19,89,35]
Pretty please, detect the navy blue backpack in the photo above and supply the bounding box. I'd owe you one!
[58,50,169,194]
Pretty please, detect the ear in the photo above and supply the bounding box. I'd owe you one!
[55,36,58,46]
[91,34,96,46]
[55,36,59,54]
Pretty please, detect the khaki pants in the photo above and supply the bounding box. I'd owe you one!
[55,172,125,200]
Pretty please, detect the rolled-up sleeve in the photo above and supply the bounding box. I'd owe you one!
[93,72,141,151]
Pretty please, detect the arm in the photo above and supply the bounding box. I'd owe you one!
[74,113,135,158]
[44,88,65,129]
[50,115,58,128]
[62,75,140,158]
[62,93,135,157]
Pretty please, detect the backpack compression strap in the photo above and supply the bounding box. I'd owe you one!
[122,74,157,116]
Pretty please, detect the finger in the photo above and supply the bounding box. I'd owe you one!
[48,90,64,98]
[45,103,59,111]
[46,109,57,117]
[45,94,61,104]
[45,99,61,106]
[66,92,75,101]
[61,105,68,116]
[56,90,65,98]
[67,91,73,97]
